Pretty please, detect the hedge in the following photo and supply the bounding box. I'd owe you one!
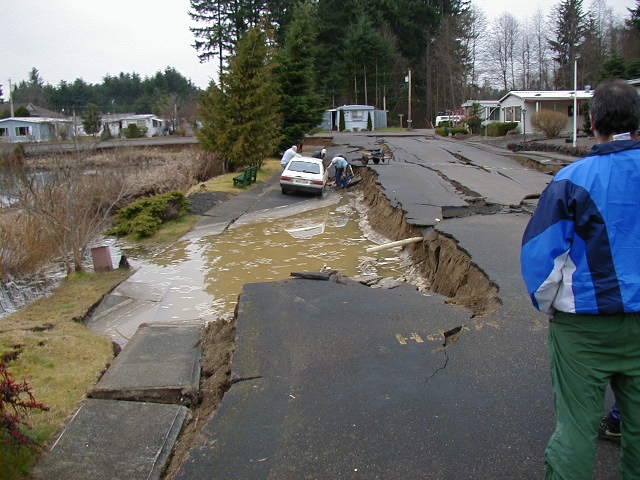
[486,122,519,137]
[108,191,190,238]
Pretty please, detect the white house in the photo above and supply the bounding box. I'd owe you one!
[497,90,594,135]
[461,100,500,124]
[102,113,166,138]
[0,117,74,143]
[321,105,387,131]
[628,78,640,94]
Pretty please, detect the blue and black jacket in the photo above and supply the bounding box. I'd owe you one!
[521,140,640,314]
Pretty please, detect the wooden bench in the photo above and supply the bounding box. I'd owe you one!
[233,166,258,187]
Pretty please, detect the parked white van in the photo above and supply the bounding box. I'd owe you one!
[434,115,464,126]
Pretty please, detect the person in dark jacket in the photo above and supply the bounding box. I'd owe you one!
[521,79,640,479]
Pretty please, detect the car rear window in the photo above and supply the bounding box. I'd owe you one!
[288,161,321,174]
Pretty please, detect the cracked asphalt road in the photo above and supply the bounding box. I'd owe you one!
[175,134,620,479]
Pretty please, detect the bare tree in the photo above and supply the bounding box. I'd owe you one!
[531,8,552,89]
[489,13,520,91]
[9,159,128,274]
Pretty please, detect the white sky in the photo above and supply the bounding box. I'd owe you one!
[1,0,637,93]
[2,0,215,90]
[473,0,636,22]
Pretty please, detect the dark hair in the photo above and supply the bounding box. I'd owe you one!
[590,79,640,137]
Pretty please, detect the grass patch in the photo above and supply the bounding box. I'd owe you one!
[188,158,281,194]
[372,127,408,132]
[0,269,131,479]
[123,214,199,244]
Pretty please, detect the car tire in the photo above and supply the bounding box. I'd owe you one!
[281,187,288,195]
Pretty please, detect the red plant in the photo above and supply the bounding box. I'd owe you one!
[0,361,48,449]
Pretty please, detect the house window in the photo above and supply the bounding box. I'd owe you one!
[136,120,146,128]
[489,108,500,121]
[15,126,30,136]
[0,128,8,136]
[568,105,574,117]
[350,111,364,121]
[505,107,513,122]
[515,106,522,121]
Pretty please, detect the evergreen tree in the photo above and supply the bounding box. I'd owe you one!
[276,0,323,150]
[82,103,102,135]
[198,26,281,172]
[13,106,30,117]
[600,55,628,79]
[549,0,586,88]
[627,0,640,32]
[190,0,234,74]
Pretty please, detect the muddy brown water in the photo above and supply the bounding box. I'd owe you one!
[121,193,405,320]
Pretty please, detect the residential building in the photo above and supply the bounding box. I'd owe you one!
[321,105,387,131]
[102,113,166,137]
[497,90,594,135]
[0,117,73,143]
[461,100,500,124]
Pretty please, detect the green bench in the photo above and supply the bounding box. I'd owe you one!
[233,166,258,187]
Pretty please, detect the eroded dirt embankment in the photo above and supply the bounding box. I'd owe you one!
[359,167,501,318]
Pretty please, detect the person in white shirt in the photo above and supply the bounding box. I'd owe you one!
[280,145,300,168]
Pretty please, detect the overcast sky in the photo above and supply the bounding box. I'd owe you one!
[1,0,637,93]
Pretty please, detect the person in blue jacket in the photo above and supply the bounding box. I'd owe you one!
[521,79,640,479]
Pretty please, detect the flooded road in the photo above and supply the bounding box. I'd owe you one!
[200,194,403,316]
[111,192,405,329]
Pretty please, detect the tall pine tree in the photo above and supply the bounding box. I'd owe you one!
[198,26,281,172]
[276,0,323,150]
[549,0,586,88]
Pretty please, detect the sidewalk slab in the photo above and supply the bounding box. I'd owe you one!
[90,324,202,406]
[33,399,188,480]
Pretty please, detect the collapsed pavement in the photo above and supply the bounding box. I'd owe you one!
[34,133,621,479]
[173,133,621,479]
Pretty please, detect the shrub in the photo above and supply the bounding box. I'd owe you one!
[466,116,482,134]
[486,122,519,137]
[436,127,469,136]
[530,110,567,138]
[123,124,147,139]
[1,361,48,449]
[108,191,190,238]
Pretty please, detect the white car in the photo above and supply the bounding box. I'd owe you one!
[435,115,464,126]
[280,157,328,196]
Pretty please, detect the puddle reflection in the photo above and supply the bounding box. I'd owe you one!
[200,195,403,316]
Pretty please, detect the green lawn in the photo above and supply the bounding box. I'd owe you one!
[0,269,132,479]
[188,158,281,194]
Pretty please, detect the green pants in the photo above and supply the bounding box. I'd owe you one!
[546,311,640,479]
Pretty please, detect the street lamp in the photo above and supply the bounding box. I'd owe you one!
[572,55,580,148]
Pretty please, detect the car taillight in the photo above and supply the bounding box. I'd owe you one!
[311,180,324,185]
[281,176,292,181]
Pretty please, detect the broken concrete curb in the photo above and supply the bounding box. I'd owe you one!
[32,399,189,480]
[90,323,202,406]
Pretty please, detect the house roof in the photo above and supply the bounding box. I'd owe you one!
[337,105,375,111]
[0,117,72,124]
[102,113,161,122]
[499,90,594,103]
[462,100,499,107]
[10,103,69,119]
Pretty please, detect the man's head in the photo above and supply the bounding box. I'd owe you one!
[292,145,298,151]
[590,79,640,139]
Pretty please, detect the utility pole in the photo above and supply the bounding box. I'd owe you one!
[8,78,14,117]
[364,65,368,105]
[407,69,413,130]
